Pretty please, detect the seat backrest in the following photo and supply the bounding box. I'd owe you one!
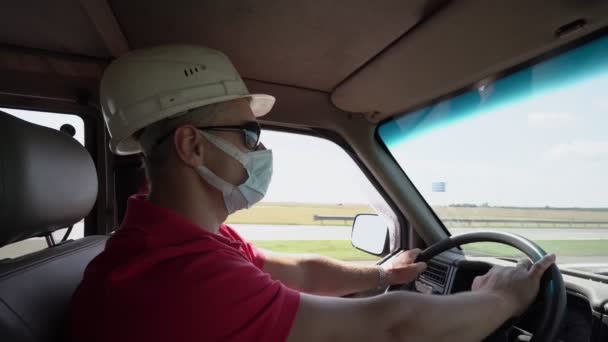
[0,237,106,342]
[0,111,107,342]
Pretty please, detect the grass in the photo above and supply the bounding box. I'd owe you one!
[253,240,608,261]
[228,203,608,228]
[253,240,380,261]
[463,240,608,258]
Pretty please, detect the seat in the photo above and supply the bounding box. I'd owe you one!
[0,111,107,342]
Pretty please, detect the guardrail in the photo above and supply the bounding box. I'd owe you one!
[313,215,356,225]
[442,218,608,228]
[312,215,608,228]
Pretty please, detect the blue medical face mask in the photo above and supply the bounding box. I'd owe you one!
[195,131,273,215]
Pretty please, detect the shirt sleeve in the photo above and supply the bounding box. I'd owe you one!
[174,248,300,342]
[221,224,266,269]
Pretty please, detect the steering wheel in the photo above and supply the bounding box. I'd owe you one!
[414,231,567,342]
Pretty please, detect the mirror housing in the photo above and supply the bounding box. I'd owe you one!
[351,214,389,256]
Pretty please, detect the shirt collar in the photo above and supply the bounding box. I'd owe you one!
[120,194,239,248]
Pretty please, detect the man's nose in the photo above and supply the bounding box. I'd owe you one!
[256,142,267,151]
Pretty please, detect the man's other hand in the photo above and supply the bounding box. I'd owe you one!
[384,248,428,285]
[471,254,557,317]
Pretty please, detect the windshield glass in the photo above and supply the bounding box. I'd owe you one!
[378,34,608,274]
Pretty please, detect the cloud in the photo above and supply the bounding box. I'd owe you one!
[592,100,608,111]
[527,112,574,128]
[547,141,608,161]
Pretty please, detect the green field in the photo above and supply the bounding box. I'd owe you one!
[228,203,608,228]
[463,240,608,257]
[253,240,608,261]
[254,240,379,261]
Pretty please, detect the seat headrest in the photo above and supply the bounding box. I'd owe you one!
[0,111,98,247]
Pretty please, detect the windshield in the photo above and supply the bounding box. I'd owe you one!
[378,33,608,274]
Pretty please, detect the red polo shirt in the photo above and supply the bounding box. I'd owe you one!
[69,195,300,342]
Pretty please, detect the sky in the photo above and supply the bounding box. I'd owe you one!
[383,67,608,208]
[3,108,85,145]
[254,130,377,204]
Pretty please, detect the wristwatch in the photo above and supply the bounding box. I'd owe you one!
[377,266,388,289]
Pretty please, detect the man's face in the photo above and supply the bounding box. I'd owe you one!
[198,99,263,187]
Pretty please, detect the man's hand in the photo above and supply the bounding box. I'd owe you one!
[383,248,428,285]
[471,254,557,317]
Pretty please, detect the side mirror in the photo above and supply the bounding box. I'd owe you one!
[351,214,389,256]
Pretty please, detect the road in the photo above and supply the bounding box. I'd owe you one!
[232,224,608,241]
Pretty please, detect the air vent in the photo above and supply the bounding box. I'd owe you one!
[183,65,207,77]
[420,260,449,286]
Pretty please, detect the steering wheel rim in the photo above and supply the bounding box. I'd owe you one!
[415,231,567,342]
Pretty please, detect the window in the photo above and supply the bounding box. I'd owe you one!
[378,33,608,275]
[226,130,395,263]
[0,108,86,259]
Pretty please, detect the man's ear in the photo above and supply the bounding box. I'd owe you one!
[173,125,204,167]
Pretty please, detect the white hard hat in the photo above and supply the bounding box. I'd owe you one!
[100,45,275,155]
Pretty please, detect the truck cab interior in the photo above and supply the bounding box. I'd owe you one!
[1,1,608,341]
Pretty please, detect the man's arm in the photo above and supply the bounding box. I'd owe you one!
[287,254,556,342]
[261,249,426,297]
[290,290,514,342]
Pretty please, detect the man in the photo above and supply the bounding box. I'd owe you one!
[70,45,556,342]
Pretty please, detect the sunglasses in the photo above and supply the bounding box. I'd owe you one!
[150,122,262,152]
[197,121,262,150]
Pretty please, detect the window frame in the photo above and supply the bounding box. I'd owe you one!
[261,124,410,260]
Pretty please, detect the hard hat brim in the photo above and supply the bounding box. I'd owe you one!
[249,93,276,117]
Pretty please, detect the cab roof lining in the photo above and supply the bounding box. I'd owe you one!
[1,0,608,125]
[0,0,111,59]
[107,0,443,92]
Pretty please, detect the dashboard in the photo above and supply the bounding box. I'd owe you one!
[388,251,608,342]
